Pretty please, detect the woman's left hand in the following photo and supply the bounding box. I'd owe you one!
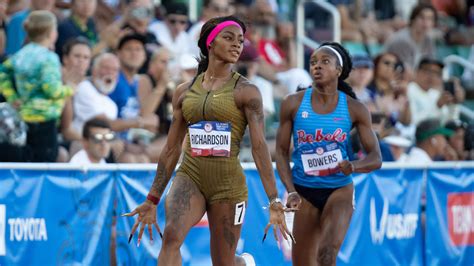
[286,192,302,210]
[263,201,295,244]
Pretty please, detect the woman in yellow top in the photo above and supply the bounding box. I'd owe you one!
[124,16,292,265]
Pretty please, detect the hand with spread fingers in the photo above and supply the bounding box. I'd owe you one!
[122,200,162,246]
[338,160,355,176]
[263,200,296,245]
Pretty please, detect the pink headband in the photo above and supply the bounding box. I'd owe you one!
[206,21,242,50]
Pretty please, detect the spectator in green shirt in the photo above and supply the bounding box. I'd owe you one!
[0,10,73,162]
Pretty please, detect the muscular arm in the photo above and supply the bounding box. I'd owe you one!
[349,99,382,172]
[147,82,189,198]
[241,83,278,201]
[275,94,297,193]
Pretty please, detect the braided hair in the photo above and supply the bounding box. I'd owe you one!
[196,16,247,76]
[319,42,357,99]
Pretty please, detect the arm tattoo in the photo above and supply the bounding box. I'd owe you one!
[170,115,177,125]
[151,163,169,195]
[247,98,264,123]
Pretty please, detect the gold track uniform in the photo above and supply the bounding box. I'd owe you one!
[177,72,248,204]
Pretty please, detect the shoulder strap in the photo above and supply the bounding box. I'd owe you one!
[232,72,241,90]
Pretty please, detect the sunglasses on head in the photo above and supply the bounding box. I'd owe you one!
[168,18,187,25]
[90,133,115,143]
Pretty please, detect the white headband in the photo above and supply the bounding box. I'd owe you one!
[319,46,343,67]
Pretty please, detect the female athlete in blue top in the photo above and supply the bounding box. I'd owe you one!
[275,42,382,265]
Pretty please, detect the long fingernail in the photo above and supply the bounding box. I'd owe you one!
[137,239,141,247]
[150,239,154,245]
[128,234,133,244]
[159,232,163,239]
[262,233,267,243]
[121,213,127,217]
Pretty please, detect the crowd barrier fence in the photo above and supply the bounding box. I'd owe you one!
[0,162,472,265]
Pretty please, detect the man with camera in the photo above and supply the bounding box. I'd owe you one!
[407,57,465,126]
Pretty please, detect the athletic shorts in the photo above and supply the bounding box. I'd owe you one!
[294,184,339,211]
[176,155,248,204]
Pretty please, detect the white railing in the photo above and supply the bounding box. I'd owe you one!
[442,55,474,80]
[188,0,198,22]
[296,0,341,68]
[442,55,474,121]
[0,162,473,171]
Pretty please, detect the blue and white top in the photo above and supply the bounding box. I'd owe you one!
[292,88,353,188]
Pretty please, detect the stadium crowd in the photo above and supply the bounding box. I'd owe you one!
[0,0,473,163]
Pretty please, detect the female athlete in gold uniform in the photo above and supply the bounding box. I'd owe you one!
[124,16,292,265]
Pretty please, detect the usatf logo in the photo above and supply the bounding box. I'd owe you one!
[301,111,308,118]
[447,192,474,246]
[316,147,324,155]
[204,123,213,133]
[0,204,5,256]
[370,198,418,244]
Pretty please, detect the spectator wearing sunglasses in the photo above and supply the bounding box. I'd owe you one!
[407,58,465,127]
[148,2,192,62]
[70,118,114,164]
[367,52,411,126]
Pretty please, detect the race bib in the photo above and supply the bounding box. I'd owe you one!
[189,121,231,157]
[234,201,246,225]
[301,145,343,176]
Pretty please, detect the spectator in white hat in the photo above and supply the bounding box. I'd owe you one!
[382,134,412,161]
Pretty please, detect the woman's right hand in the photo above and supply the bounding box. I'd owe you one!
[122,200,162,246]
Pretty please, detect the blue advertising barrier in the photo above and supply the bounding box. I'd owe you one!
[0,162,472,265]
[426,167,474,266]
[338,169,424,266]
[0,168,115,265]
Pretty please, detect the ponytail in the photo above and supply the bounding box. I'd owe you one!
[337,80,357,99]
[196,53,209,76]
